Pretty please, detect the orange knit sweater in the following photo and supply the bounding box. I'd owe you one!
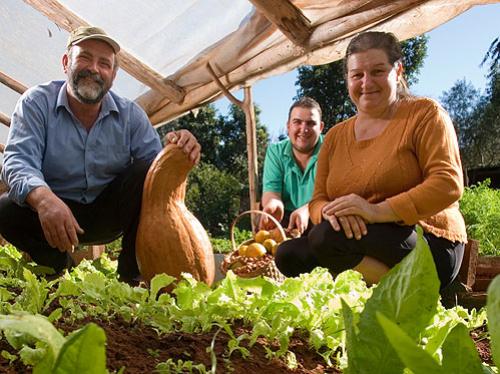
[310,97,467,243]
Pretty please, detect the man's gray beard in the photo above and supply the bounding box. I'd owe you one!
[71,71,107,104]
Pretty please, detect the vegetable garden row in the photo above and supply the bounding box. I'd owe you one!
[0,180,496,373]
[0,227,498,373]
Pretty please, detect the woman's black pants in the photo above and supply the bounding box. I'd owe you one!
[0,160,151,279]
[274,221,464,289]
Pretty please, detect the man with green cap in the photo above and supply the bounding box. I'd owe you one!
[0,26,200,283]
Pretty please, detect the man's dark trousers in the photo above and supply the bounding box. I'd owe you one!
[0,160,151,279]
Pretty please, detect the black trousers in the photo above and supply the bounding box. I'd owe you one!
[275,221,464,289]
[0,160,151,278]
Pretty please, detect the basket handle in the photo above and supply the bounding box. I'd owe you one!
[230,210,286,251]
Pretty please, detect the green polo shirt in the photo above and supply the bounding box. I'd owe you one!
[262,136,323,212]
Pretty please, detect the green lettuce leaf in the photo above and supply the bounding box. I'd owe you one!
[349,227,440,373]
[377,312,444,374]
[487,275,500,367]
[53,323,107,374]
[441,323,483,373]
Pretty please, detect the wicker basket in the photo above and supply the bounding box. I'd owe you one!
[220,210,286,282]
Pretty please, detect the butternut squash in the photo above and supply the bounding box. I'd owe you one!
[136,144,215,285]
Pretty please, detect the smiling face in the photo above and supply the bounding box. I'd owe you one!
[63,39,117,104]
[346,48,402,116]
[287,106,324,154]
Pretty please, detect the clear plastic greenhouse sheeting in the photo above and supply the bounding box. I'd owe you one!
[1,0,498,149]
[0,0,252,128]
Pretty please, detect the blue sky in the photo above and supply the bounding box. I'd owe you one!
[214,3,500,141]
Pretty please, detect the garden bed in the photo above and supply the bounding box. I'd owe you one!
[0,230,498,373]
[456,239,500,309]
[0,316,492,373]
[0,315,339,373]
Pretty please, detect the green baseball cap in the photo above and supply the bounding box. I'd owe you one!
[67,26,120,53]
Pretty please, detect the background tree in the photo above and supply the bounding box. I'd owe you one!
[440,79,480,154]
[160,104,268,182]
[441,36,500,169]
[185,162,243,236]
[157,103,269,235]
[295,35,428,130]
[474,36,500,167]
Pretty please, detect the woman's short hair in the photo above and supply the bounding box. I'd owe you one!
[343,31,410,97]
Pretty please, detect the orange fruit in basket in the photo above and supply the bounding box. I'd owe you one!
[272,242,280,256]
[269,228,285,243]
[262,238,277,253]
[238,245,248,256]
[246,243,267,257]
[254,230,271,244]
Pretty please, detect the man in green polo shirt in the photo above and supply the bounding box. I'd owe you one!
[261,97,324,235]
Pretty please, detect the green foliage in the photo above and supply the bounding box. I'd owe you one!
[487,276,500,368]
[344,228,492,374]
[185,162,243,236]
[157,103,270,234]
[0,313,106,374]
[459,179,500,256]
[0,241,496,372]
[52,323,107,374]
[295,36,428,130]
[440,79,481,153]
[210,228,252,254]
[377,316,484,374]
[295,61,355,129]
[158,104,269,185]
[155,358,208,373]
[441,36,500,169]
[400,36,429,86]
[342,227,440,373]
[441,79,500,169]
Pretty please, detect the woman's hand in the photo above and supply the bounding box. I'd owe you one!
[165,130,201,164]
[322,194,380,223]
[322,208,367,240]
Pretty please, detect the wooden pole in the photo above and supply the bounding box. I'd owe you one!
[23,0,185,104]
[0,112,11,127]
[0,71,28,94]
[242,86,259,214]
[249,0,312,46]
[206,63,259,230]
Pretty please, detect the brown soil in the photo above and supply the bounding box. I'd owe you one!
[0,315,340,373]
[0,281,492,373]
[471,326,494,366]
[0,317,493,373]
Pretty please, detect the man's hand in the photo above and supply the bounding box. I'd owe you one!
[261,197,284,230]
[165,129,201,164]
[26,187,84,252]
[288,204,309,234]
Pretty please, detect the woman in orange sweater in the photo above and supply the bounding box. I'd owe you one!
[275,31,467,289]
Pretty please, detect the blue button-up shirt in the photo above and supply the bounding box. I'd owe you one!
[2,80,162,205]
